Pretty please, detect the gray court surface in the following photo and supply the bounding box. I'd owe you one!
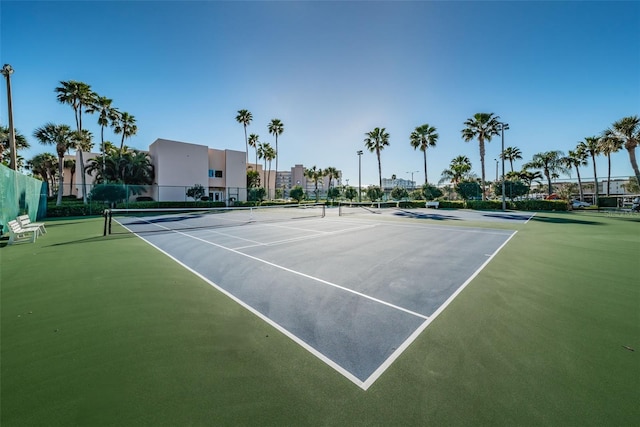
[116,208,519,389]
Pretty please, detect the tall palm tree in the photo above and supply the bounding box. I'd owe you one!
[518,169,543,197]
[84,149,154,185]
[114,112,137,151]
[461,113,501,200]
[304,165,325,202]
[364,127,390,189]
[248,133,260,168]
[409,124,438,185]
[33,123,74,206]
[70,129,94,203]
[524,150,567,196]
[604,116,640,188]
[0,126,29,166]
[501,146,523,172]
[324,166,340,189]
[235,109,253,166]
[55,80,95,134]
[268,119,284,178]
[563,148,588,201]
[577,136,601,205]
[263,143,276,199]
[86,96,119,173]
[599,134,623,196]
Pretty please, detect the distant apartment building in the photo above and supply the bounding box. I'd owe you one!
[149,138,246,202]
[382,177,415,190]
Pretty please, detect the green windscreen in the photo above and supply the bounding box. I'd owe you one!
[0,164,47,233]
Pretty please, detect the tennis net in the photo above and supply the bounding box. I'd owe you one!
[338,201,399,216]
[104,203,325,235]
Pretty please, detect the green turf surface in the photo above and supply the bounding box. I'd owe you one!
[1,212,638,425]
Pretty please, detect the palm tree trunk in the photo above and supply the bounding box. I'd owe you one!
[275,136,278,185]
[377,150,382,189]
[576,168,584,201]
[606,154,611,196]
[56,156,64,206]
[592,157,599,206]
[545,171,553,196]
[244,125,248,166]
[479,138,486,200]
[79,151,87,204]
[626,147,640,188]
[423,151,428,185]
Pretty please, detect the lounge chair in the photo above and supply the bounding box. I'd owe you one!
[7,220,41,244]
[17,215,47,234]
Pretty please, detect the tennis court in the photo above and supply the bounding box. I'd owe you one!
[111,205,517,389]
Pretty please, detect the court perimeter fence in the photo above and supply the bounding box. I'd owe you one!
[0,164,47,233]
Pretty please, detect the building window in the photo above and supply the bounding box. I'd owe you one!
[209,170,223,178]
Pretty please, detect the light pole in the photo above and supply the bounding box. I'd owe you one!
[494,159,498,182]
[357,150,363,202]
[406,170,418,189]
[497,122,509,211]
[1,64,16,171]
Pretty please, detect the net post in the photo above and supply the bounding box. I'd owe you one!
[108,209,112,235]
[103,209,108,236]
[321,203,326,218]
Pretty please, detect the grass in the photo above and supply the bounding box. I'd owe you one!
[1,211,638,425]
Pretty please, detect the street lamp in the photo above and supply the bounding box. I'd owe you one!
[406,170,418,189]
[1,64,16,171]
[494,159,498,182]
[357,150,363,202]
[497,122,510,211]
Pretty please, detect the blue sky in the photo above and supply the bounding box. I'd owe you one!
[1,0,639,187]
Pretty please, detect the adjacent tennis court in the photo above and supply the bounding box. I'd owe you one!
[111,205,517,389]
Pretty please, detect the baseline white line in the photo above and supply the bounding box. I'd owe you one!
[360,229,519,390]
[524,212,537,224]
[116,225,368,389]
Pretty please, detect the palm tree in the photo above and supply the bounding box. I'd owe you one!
[248,133,260,168]
[324,166,340,189]
[26,153,57,196]
[55,80,96,134]
[518,169,543,197]
[33,123,74,205]
[501,146,523,172]
[0,126,29,166]
[114,111,137,151]
[70,129,94,203]
[84,148,154,185]
[439,155,472,185]
[263,143,276,199]
[599,134,623,196]
[86,96,119,173]
[364,127,390,189]
[235,109,253,166]
[64,158,76,195]
[304,165,325,202]
[604,116,639,189]
[409,124,438,185]
[524,150,568,196]
[577,136,601,205]
[563,148,588,201]
[268,119,284,178]
[461,113,501,200]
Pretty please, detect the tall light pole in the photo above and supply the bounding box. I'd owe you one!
[494,159,498,182]
[1,64,16,171]
[406,170,418,189]
[497,122,509,211]
[357,150,363,202]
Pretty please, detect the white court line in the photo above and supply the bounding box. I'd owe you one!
[360,229,519,390]
[232,224,377,250]
[524,212,537,224]
[115,217,517,391]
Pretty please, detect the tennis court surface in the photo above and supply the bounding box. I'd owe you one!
[111,205,517,389]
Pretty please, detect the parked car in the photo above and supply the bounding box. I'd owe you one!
[571,200,591,208]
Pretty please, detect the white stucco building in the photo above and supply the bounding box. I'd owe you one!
[149,138,247,203]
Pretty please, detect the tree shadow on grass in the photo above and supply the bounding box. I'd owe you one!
[391,209,461,221]
[530,214,602,225]
[482,213,533,222]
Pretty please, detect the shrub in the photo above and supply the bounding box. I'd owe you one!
[513,199,568,211]
[136,196,154,202]
[438,200,464,209]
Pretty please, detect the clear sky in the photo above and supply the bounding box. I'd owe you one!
[1,0,639,187]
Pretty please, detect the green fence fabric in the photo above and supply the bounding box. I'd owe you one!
[0,164,46,233]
